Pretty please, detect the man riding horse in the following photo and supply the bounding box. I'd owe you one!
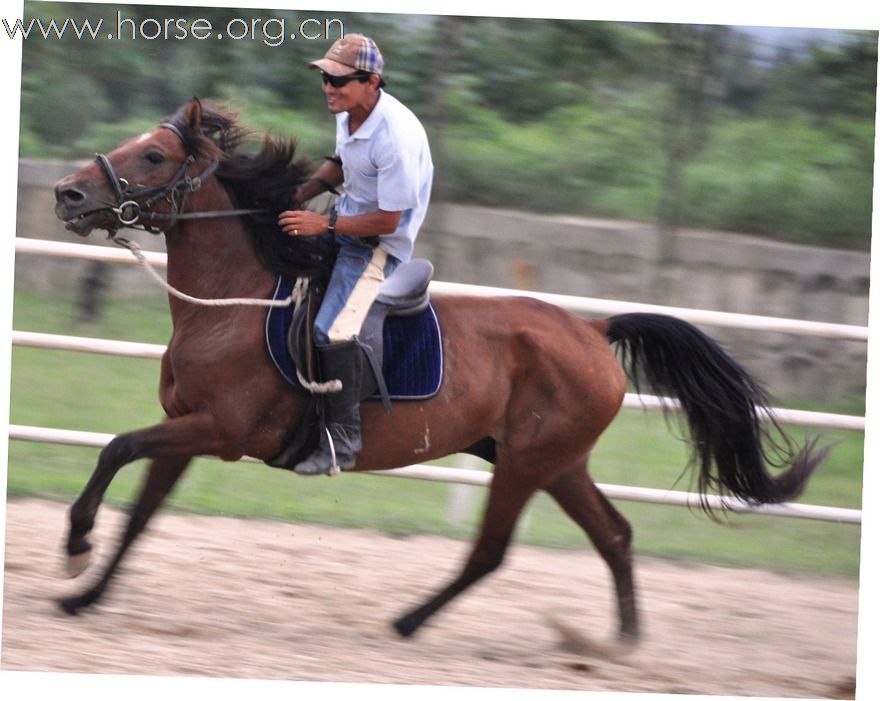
[53,91,825,638]
[277,34,434,476]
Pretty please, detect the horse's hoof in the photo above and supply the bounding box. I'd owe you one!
[57,586,101,615]
[64,550,92,578]
[57,596,84,616]
[393,614,421,638]
[618,629,640,649]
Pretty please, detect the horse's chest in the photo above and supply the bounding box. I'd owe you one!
[163,332,267,402]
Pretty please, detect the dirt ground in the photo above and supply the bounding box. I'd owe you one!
[0,498,860,698]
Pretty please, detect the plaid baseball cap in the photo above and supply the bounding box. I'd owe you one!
[309,33,384,76]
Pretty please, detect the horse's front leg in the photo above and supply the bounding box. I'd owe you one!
[64,412,227,580]
[59,453,192,615]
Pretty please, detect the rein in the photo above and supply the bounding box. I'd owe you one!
[95,122,267,234]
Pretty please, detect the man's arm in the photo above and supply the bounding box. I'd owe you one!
[278,208,401,238]
[292,158,344,206]
[281,149,404,237]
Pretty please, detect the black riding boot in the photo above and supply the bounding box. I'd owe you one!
[294,341,364,476]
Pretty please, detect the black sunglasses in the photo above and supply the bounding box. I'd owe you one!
[320,71,372,88]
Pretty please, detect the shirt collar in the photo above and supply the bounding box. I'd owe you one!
[342,89,386,140]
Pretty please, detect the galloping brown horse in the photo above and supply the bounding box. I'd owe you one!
[53,98,825,642]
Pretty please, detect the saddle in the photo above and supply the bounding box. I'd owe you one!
[266,258,442,470]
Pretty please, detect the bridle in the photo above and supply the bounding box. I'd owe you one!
[91,119,314,311]
[94,122,266,235]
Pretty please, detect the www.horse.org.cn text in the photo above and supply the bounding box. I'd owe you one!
[3,13,345,46]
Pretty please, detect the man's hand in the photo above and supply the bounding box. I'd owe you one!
[279,208,402,239]
[278,210,329,237]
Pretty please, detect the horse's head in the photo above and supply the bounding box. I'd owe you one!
[54,99,216,237]
[55,98,334,280]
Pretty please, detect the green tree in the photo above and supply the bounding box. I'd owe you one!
[16,3,876,249]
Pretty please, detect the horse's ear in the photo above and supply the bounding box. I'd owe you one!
[185,97,203,131]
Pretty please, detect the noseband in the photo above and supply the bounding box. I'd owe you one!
[95,123,264,234]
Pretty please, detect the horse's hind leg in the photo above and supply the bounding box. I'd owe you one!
[393,462,540,637]
[59,454,191,615]
[544,465,638,643]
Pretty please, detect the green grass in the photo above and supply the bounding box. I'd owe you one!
[6,288,865,578]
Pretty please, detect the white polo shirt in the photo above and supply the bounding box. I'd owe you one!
[334,90,433,263]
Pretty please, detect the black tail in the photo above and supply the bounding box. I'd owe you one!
[606,313,826,509]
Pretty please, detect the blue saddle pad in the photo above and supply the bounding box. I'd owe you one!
[265,277,443,400]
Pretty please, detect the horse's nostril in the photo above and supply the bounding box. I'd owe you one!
[56,185,86,205]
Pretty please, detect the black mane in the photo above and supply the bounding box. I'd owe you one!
[163,101,337,280]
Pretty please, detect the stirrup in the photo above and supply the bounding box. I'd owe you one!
[293,426,343,477]
[325,425,341,477]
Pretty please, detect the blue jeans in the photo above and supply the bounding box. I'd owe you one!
[314,238,400,345]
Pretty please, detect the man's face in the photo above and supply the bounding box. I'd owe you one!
[321,72,378,114]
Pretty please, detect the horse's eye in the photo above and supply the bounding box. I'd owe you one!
[145,151,165,165]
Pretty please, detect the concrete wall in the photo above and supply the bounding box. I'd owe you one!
[15,159,870,402]
[415,205,869,402]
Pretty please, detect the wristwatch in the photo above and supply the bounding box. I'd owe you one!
[327,206,338,235]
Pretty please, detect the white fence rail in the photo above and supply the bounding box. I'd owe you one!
[14,237,870,341]
[10,329,866,433]
[10,237,866,525]
[6,424,862,525]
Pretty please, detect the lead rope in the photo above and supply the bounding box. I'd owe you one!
[113,236,303,308]
[113,235,342,396]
